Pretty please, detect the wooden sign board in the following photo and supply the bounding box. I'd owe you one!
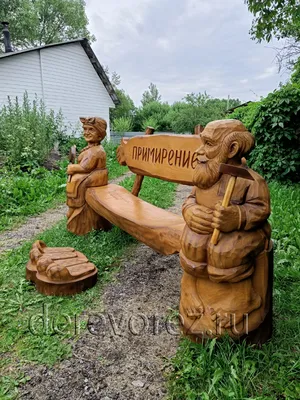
[121,134,201,185]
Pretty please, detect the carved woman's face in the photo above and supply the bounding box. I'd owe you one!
[83,125,101,144]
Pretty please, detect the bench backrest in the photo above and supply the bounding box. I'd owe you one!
[118,134,201,186]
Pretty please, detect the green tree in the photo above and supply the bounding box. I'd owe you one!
[104,66,121,88]
[245,0,300,68]
[0,0,95,50]
[134,101,171,131]
[141,83,162,106]
[103,67,136,126]
[111,88,135,121]
[291,58,300,83]
[169,93,240,133]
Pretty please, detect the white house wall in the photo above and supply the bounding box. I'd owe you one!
[0,51,43,107]
[40,42,114,137]
[0,42,115,138]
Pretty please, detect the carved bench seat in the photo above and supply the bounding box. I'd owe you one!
[86,184,185,255]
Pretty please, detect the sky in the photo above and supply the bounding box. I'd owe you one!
[85,0,289,106]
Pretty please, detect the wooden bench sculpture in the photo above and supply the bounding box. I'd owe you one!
[67,117,273,344]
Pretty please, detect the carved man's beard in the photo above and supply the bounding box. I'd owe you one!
[193,152,228,189]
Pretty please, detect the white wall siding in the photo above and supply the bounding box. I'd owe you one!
[41,43,114,137]
[0,51,43,107]
[0,42,115,138]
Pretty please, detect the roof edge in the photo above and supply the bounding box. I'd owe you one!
[79,39,120,106]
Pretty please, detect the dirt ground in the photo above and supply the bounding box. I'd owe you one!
[19,185,191,400]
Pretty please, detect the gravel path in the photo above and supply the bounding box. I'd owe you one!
[0,173,132,255]
[19,184,191,400]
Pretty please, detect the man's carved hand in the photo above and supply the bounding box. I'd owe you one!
[183,204,213,235]
[212,203,240,232]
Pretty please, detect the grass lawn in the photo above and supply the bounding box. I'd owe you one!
[0,176,176,399]
[167,182,300,400]
[0,142,128,233]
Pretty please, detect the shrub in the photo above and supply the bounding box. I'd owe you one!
[58,135,86,156]
[229,84,300,182]
[0,93,66,170]
[112,116,133,133]
[142,116,159,131]
[167,94,241,134]
[133,101,171,131]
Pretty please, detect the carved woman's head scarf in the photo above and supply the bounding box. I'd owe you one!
[80,117,107,141]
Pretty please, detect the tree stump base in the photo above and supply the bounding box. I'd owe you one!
[26,240,98,296]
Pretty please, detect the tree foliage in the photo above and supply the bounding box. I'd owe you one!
[141,83,162,106]
[111,88,135,122]
[245,0,300,68]
[112,116,133,134]
[0,0,95,50]
[134,101,170,131]
[168,93,240,133]
[229,83,300,182]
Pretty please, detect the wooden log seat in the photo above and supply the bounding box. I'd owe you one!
[86,184,185,255]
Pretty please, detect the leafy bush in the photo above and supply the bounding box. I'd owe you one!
[112,116,133,133]
[166,94,240,134]
[229,84,300,182]
[58,135,86,156]
[0,93,66,170]
[226,102,260,131]
[134,101,171,131]
[142,116,159,131]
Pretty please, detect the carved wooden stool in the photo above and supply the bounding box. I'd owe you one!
[26,240,97,296]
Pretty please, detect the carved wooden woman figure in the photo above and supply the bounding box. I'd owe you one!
[66,117,111,235]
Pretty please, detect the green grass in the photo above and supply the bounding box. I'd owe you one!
[167,182,300,400]
[0,143,127,232]
[0,176,177,399]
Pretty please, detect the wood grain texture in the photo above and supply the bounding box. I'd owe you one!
[86,184,185,255]
[117,134,201,185]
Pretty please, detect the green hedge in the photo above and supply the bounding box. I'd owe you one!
[229,84,300,182]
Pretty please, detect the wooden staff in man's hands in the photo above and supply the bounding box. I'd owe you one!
[211,159,254,245]
[67,145,76,183]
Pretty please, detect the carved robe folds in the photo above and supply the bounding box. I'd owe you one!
[66,145,111,235]
[180,169,273,342]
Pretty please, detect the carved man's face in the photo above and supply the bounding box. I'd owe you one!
[193,128,228,189]
[83,125,101,144]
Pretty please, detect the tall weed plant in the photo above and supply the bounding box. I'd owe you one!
[0,92,66,170]
[112,116,133,133]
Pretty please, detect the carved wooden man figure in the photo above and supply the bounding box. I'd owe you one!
[180,119,272,342]
[66,117,111,235]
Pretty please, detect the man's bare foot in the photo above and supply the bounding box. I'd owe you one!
[209,294,262,328]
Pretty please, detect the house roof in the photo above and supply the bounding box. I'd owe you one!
[0,38,120,105]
